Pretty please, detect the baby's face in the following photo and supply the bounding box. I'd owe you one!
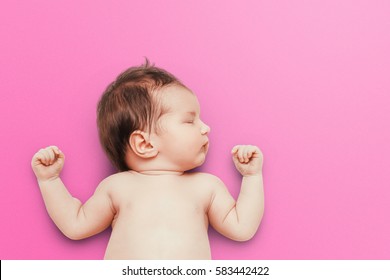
[153,85,210,171]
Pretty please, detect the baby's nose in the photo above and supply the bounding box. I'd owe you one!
[201,122,211,135]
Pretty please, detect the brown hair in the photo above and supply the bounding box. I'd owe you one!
[97,59,184,171]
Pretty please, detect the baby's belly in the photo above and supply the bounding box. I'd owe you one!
[104,216,211,259]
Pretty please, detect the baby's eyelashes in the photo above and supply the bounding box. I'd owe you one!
[183,118,195,124]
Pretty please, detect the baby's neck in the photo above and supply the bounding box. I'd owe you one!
[129,170,184,176]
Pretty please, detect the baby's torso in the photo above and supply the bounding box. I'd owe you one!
[104,172,213,259]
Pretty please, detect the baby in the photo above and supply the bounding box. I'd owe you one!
[31,61,264,259]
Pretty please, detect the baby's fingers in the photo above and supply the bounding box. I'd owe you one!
[232,145,261,163]
[231,145,247,163]
[34,146,62,166]
[231,145,242,162]
[242,145,257,163]
[37,150,51,166]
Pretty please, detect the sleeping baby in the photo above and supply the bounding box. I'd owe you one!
[31,60,264,259]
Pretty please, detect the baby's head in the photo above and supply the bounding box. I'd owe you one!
[97,60,210,172]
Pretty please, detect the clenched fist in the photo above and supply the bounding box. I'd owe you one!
[31,146,65,183]
[231,145,263,176]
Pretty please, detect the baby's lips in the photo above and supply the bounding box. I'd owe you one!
[201,140,209,152]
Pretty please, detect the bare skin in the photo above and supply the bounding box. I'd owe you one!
[31,86,264,259]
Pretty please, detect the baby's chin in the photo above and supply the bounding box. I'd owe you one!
[186,154,208,171]
[166,150,209,172]
[169,159,205,173]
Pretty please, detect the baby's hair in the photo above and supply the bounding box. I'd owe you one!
[97,58,184,171]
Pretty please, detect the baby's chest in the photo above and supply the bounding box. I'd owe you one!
[117,187,209,218]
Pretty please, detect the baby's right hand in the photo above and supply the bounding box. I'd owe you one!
[31,146,65,183]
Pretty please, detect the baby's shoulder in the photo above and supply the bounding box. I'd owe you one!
[187,172,226,189]
[96,171,135,191]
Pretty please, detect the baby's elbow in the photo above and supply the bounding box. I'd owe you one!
[231,218,264,242]
[230,230,257,242]
[224,225,258,242]
[60,225,86,241]
[64,232,85,241]
[61,230,82,240]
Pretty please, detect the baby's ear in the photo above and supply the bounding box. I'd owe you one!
[129,130,158,158]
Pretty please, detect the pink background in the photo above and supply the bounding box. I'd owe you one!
[1,0,389,259]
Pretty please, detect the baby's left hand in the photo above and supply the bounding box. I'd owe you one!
[231,145,263,176]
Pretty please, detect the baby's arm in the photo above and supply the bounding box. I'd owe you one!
[31,146,115,240]
[208,145,264,241]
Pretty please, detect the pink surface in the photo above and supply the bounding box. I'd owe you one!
[1,0,389,259]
